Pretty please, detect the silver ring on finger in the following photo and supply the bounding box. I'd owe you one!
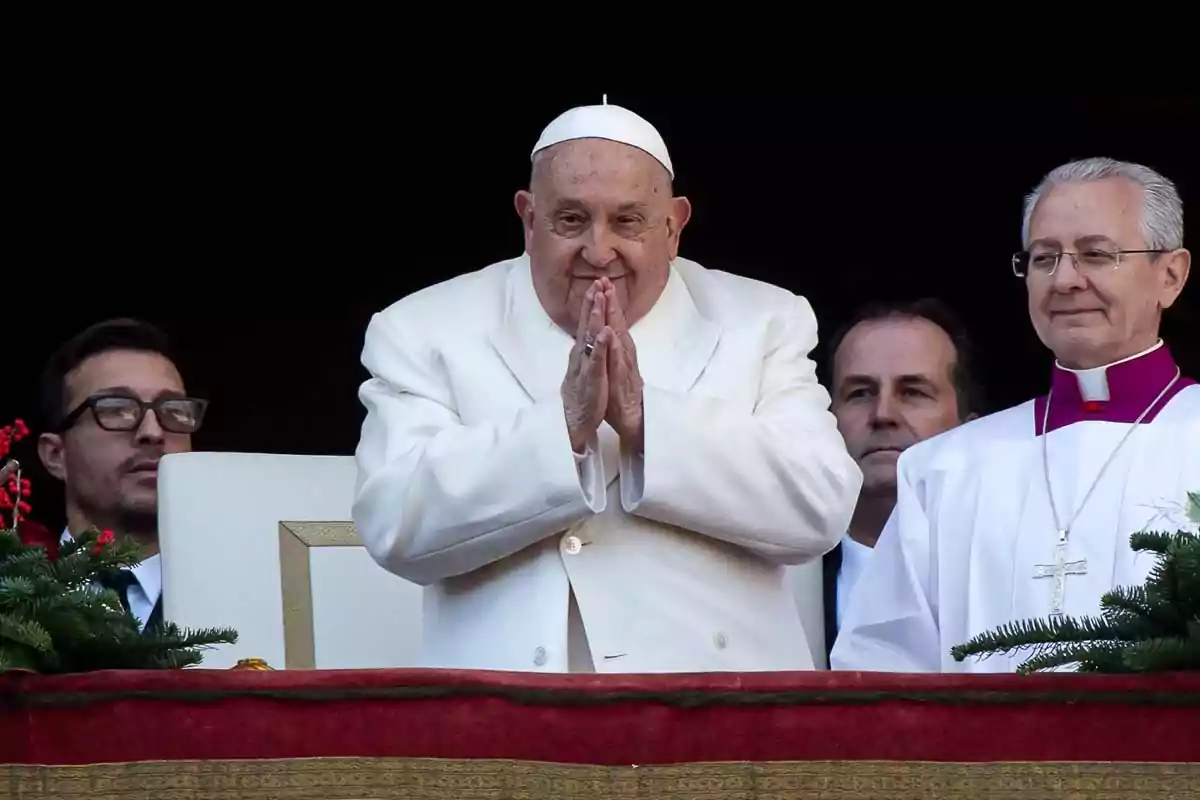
[583,338,595,358]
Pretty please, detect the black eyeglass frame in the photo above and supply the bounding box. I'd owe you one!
[59,393,210,434]
[1011,248,1165,278]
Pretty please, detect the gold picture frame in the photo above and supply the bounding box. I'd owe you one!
[278,521,362,669]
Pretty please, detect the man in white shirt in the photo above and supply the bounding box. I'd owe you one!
[816,299,978,661]
[36,318,209,632]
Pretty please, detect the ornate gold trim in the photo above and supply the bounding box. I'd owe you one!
[278,521,362,669]
[3,758,1196,799]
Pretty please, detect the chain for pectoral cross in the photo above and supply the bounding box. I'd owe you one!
[1037,368,1179,617]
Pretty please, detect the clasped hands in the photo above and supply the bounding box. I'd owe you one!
[562,278,644,455]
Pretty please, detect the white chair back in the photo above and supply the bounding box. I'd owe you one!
[157,452,423,669]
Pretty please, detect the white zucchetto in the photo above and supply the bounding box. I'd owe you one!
[531,96,674,178]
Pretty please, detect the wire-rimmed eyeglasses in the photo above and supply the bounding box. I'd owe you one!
[1011,248,1164,278]
[60,394,209,434]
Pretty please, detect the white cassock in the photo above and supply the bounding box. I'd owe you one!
[353,254,862,673]
[831,341,1199,673]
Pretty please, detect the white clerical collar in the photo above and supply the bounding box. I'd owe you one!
[1054,340,1163,402]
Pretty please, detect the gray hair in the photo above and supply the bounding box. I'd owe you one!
[1021,157,1184,251]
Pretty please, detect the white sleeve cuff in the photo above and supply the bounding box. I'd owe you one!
[573,438,606,513]
[619,446,645,512]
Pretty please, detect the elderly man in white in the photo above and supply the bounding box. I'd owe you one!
[352,101,861,673]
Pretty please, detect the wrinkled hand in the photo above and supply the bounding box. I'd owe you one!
[602,280,645,453]
[562,281,612,454]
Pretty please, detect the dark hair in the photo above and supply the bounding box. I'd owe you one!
[824,298,984,419]
[38,318,176,432]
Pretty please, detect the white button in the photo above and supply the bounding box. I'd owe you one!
[563,535,582,555]
[533,646,547,666]
[714,632,728,650]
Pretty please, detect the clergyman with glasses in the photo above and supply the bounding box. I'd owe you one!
[34,318,208,633]
[832,157,1197,673]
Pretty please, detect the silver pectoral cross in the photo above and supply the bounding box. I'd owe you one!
[1032,531,1088,619]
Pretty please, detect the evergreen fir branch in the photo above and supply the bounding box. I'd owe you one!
[0,549,54,581]
[46,621,238,673]
[1128,530,1184,555]
[1074,645,1138,673]
[1118,636,1200,672]
[0,575,38,609]
[1173,548,1200,613]
[49,551,102,587]
[1098,583,1150,620]
[949,614,1141,663]
[35,589,129,640]
[1100,584,1186,636]
[1014,641,1131,675]
[1142,536,1183,601]
[1150,535,1200,636]
[0,610,53,651]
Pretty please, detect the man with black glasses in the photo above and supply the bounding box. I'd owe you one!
[35,318,208,633]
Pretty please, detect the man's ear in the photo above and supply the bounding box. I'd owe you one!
[514,190,535,250]
[38,432,67,481]
[1158,247,1191,309]
[667,196,692,260]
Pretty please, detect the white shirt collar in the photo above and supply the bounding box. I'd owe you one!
[840,535,874,569]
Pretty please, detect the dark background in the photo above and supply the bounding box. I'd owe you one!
[7,93,1198,529]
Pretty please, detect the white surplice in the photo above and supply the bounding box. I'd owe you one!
[831,347,1199,674]
[353,254,862,673]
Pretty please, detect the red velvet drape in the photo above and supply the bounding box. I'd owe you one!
[3,668,1198,765]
